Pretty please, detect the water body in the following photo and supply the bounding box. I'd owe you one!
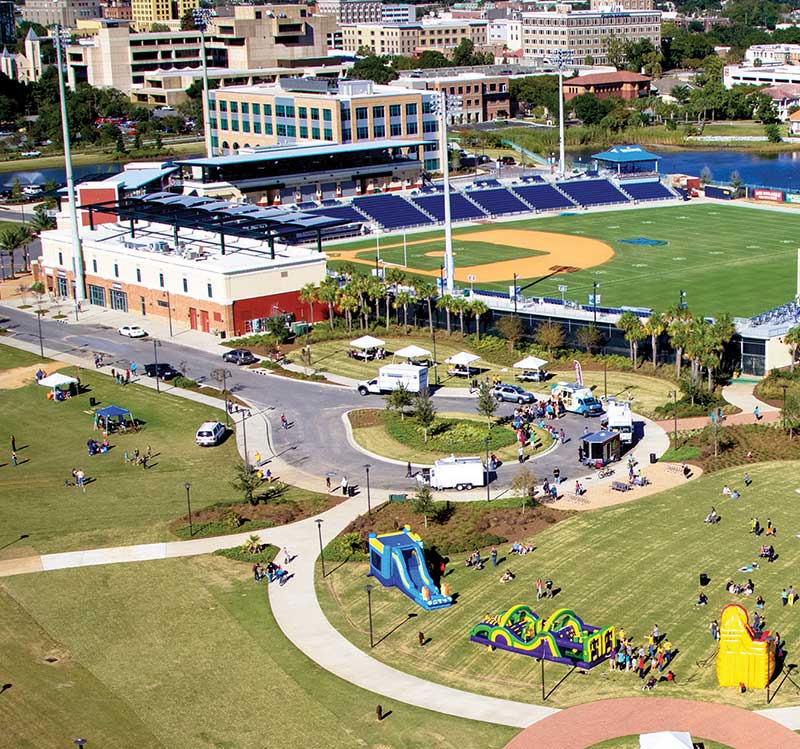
[1,162,123,189]
[571,148,800,190]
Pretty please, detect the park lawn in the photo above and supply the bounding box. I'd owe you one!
[349,408,552,465]
[0,556,516,749]
[701,121,787,138]
[330,203,800,319]
[0,344,49,371]
[318,461,800,709]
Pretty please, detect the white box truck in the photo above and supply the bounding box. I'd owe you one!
[551,382,604,417]
[425,455,486,491]
[357,364,428,396]
[605,400,633,444]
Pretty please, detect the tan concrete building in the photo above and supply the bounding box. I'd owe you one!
[564,70,650,101]
[341,17,488,55]
[131,0,197,30]
[522,5,661,65]
[21,0,102,29]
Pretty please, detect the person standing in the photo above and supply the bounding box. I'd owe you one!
[130,361,138,377]
[517,445,524,463]
[754,405,760,421]
[11,450,17,466]
[325,475,332,492]
[491,546,498,567]
[10,435,15,453]
[341,475,349,496]
[406,461,412,478]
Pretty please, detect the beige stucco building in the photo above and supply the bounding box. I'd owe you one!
[341,17,488,55]
[131,0,197,30]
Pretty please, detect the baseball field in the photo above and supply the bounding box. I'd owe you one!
[327,203,800,319]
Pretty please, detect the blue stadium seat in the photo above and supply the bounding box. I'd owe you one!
[467,188,531,217]
[354,194,434,229]
[473,178,501,188]
[296,201,318,210]
[557,179,630,207]
[622,181,675,202]
[320,182,337,200]
[340,180,357,197]
[520,175,545,184]
[310,204,366,223]
[512,184,576,211]
[411,192,487,222]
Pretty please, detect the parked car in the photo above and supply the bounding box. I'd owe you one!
[492,383,535,404]
[143,362,181,380]
[222,348,257,365]
[195,421,226,447]
[500,155,516,166]
[118,325,147,338]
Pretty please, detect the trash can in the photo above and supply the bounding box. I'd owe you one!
[700,573,710,587]
[89,396,97,407]
[650,452,657,464]
[349,485,355,497]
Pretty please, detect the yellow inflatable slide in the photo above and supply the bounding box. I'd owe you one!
[716,603,776,690]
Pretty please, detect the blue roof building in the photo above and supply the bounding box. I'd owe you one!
[591,145,661,174]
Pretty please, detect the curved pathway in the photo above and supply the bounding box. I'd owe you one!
[504,697,800,748]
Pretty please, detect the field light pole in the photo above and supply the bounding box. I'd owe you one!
[152,339,161,393]
[365,583,375,648]
[192,8,216,158]
[434,91,462,294]
[592,281,599,325]
[484,436,490,502]
[364,463,372,515]
[52,24,86,303]
[184,482,193,537]
[554,48,574,177]
[513,273,518,316]
[315,518,326,578]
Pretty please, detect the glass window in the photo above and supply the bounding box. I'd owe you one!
[277,123,286,136]
[114,263,119,277]
[389,104,401,117]
[264,103,272,115]
[374,123,385,137]
[286,105,295,117]
[342,128,351,141]
[323,109,332,122]
[254,121,261,134]
[287,125,296,137]
[136,268,141,282]
[182,278,188,293]
[265,122,273,134]
[355,107,368,120]
[232,119,239,132]
[220,118,228,130]
[311,107,319,120]
[207,283,213,298]
[275,104,285,117]
[253,103,260,115]
[219,100,227,112]
[300,125,308,138]
[159,273,164,288]
[299,106,307,118]
[324,128,333,140]
[342,107,351,121]
[372,105,384,119]
[407,121,418,135]
[405,102,417,116]
[92,258,97,272]
[312,126,320,139]
[241,102,249,114]
[390,123,402,136]
[230,101,238,113]
[356,126,369,139]
[242,120,250,133]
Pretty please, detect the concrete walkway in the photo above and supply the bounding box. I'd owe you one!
[723,382,780,413]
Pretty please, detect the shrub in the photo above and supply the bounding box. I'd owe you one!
[222,508,243,529]
[173,375,198,389]
[213,544,278,564]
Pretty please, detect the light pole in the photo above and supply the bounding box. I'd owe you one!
[184,482,193,537]
[315,518,326,578]
[192,8,216,158]
[433,91,462,294]
[782,383,788,431]
[513,273,518,316]
[593,281,599,325]
[164,290,173,337]
[36,303,44,357]
[484,435,490,502]
[365,583,375,648]
[670,389,678,445]
[363,463,372,515]
[51,24,86,303]
[558,284,567,306]
[554,48,574,177]
[152,339,161,393]
[240,409,249,467]
[431,309,439,384]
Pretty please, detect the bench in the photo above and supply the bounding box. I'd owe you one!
[389,493,407,503]
[611,481,631,493]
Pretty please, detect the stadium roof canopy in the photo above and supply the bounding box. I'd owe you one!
[80,193,350,256]
[591,144,661,163]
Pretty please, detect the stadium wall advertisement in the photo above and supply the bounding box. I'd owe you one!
[786,193,800,205]
[752,188,784,202]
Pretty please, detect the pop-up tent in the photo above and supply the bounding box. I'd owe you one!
[38,372,79,400]
[394,344,431,360]
[350,335,386,350]
[93,405,135,432]
[513,355,548,371]
[445,352,480,367]
[639,732,693,749]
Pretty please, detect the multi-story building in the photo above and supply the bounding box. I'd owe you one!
[341,17,489,55]
[723,64,800,89]
[317,0,415,24]
[65,8,338,105]
[21,0,103,29]
[207,77,439,163]
[393,71,512,123]
[521,5,661,66]
[488,18,523,51]
[590,0,652,9]
[131,0,197,30]
[564,70,650,101]
[744,44,800,66]
[102,1,133,21]
[0,1,15,47]
[0,27,45,83]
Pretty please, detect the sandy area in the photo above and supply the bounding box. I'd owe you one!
[0,362,71,390]
[330,228,615,282]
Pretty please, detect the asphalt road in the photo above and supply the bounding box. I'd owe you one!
[0,305,591,492]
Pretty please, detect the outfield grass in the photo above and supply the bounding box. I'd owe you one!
[318,461,800,709]
[331,203,800,318]
[0,557,516,748]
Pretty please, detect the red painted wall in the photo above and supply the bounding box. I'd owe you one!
[78,185,120,227]
[232,290,329,336]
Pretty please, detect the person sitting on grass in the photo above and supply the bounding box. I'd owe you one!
[643,676,657,691]
[756,595,765,609]
[696,592,708,606]
[704,507,719,524]
[500,569,515,583]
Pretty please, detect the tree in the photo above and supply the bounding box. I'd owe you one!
[30,205,55,235]
[576,324,602,354]
[534,320,565,358]
[783,391,800,438]
[385,382,413,420]
[414,389,437,442]
[617,310,646,368]
[476,380,498,427]
[729,170,742,189]
[299,282,317,325]
[765,123,782,143]
[318,277,339,329]
[584,54,595,66]
[511,464,537,514]
[412,484,435,529]
[450,295,469,336]
[394,290,413,329]
[452,38,477,66]
[700,167,712,185]
[437,295,453,335]
[414,279,437,336]
[150,22,170,32]
[496,314,524,352]
[666,307,693,380]
[754,93,779,124]
[10,177,21,202]
[350,54,398,85]
[571,93,612,125]
[180,8,196,30]
[0,225,32,279]
[643,311,666,369]
[784,324,800,373]
[509,76,559,119]
[469,300,488,340]
[231,460,262,505]
[604,34,627,69]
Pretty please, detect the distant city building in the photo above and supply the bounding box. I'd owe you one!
[102,0,133,21]
[744,44,800,66]
[131,0,197,29]
[21,0,103,29]
[317,0,415,25]
[590,0,653,9]
[723,64,800,89]
[564,70,650,100]
[0,27,45,83]
[521,6,661,66]
[488,18,523,51]
[757,84,800,121]
[341,17,489,55]
[0,1,15,47]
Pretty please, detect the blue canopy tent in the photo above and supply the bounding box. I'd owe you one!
[581,430,621,467]
[93,405,135,432]
[591,145,661,175]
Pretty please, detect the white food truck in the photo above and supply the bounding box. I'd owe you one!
[357,364,429,396]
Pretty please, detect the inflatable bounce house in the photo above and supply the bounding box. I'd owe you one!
[717,603,776,690]
[470,605,615,669]
[367,527,453,610]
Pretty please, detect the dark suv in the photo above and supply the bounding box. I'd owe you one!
[144,363,181,380]
[222,348,257,365]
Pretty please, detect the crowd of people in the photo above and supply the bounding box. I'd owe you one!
[609,625,677,687]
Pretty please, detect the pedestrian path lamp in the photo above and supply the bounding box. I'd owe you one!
[192,7,216,158]
[152,339,161,393]
[669,390,678,445]
[365,583,375,648]
[363,463,372,515]
[484,436,490,502]
[315,518,326,578]
[184,482,193,538]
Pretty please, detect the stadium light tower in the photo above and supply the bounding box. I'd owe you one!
[51,24,85,303]
[192,7,216,158]
[553,48,574,177]
[432,91,462,295]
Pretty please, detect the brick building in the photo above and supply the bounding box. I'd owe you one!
[564,71,651,101]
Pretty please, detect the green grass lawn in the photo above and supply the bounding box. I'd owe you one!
[331,203,800,318]
[318,461,800,709]
[0,556,515,748]
[0,345,49,370]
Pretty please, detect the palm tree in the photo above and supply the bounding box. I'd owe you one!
[348,275,370,329]
[666,306,693,380]
[437,295,453,335]
[317,277,339,329]
[469,300,488,340]
[394,290,413,329]
[450,295,469,336]
[643,311,666,369]
[785,324,800,373]
[337,288,359,333]
[413,279,437,336]
[367,278,386,327]
[706,314,735,390]
[298,282,317,325]
[617,310,646,368]
[0,225,31,280]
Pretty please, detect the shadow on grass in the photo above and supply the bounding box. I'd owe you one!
[374,611,418,648]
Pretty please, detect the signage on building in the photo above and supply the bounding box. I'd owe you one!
[786,192,800,204]
[753,188,783,202]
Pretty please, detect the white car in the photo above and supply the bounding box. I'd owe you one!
[118,325,147,338]
[196,421,226,447]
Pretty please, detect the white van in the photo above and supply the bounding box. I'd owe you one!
[196,421,226,446]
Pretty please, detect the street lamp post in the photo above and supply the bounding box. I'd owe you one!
[52,24,86,303]
[365,583,375,648]
[165,290,173,337]
[240,409,249,467]
[184,482,193,537]
[433,91,462,294]
[593,281,599,325]
[782,383,788,430]
[192,8,216,158]
[554,48,574,177]
[152,339,161,393]
[484,436,490,502]
[431,324,439,385]
[363,463,372,515]
[36,304,44,357]
[315,518,326,578]
[513,273,518,316]
[670,390,678,445]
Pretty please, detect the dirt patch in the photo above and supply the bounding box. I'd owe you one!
[348,408,384,428]
[0,362,70,390]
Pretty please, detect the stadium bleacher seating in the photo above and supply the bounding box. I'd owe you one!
[621,181,675,202]
[557,179,630,207]
[512,184,576,211]
[354,194,434,229]
[473,178,501,188]
[411,192,488,222]
[299,184,317,200]
[296,201,318,210]
[340,180,357,197]
[311,204,367,224]
[520,175,545,184]
[467,188,531,217]
[320,182,337,201]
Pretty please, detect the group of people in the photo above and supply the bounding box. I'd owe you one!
[464,550,484,570]
[67,467,87,491]
[110,368,132,386]
[509,541,534,555]
[750,517,776,536]
[253,560,289,585]
[609,625,676,685]
[123,446,151,469]
[758,544,777,563]
[726,578,755,596]
[781,586,797,606]
[721,485,741,501]
[86,437,109,456]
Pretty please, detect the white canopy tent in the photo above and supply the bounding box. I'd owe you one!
[349,335,386,350]
[445,352,480,367]
[394,344,431,359]
[639,732,693,749]
[513,355,548,370]
[38,373,78,389]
